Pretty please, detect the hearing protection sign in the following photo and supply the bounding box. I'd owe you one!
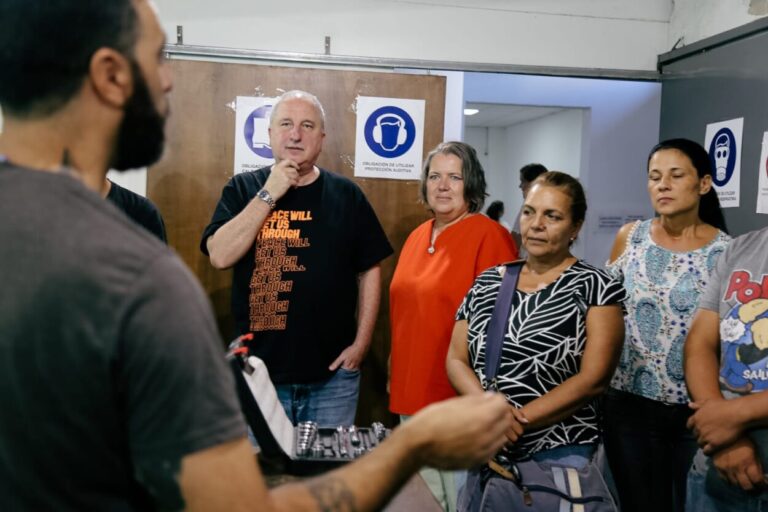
[354,96,425,180]
[234,96,278,175]
[704,117,743,208]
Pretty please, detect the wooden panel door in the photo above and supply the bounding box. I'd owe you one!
[148,59,445,426]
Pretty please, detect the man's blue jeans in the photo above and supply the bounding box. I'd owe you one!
[687,448,768,512]
[275,367,361,427]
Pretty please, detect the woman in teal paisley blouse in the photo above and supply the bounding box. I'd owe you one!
[603,138,730,512]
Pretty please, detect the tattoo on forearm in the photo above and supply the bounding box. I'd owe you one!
[307,477,358,512]
[134,456,185,510]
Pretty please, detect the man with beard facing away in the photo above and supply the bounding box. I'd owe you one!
[96,48,168,243]
[0,1,513,510]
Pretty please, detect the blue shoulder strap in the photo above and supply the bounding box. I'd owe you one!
[484,261,524,389]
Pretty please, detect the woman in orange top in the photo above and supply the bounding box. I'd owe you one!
[389,141,517,511]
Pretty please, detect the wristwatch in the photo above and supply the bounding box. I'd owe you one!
[256,188,276,210]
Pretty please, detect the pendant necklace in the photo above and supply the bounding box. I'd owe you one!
[428,226,439,254]
[427,212,471,255]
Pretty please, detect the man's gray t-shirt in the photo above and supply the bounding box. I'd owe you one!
[695,227,768,500]
[0,165,246,510]
[699,227,768,396]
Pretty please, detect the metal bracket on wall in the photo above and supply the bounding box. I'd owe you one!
[163,43,658,81]
[325,36,331,56]
[176,25,184,46]
[658,16,768,71]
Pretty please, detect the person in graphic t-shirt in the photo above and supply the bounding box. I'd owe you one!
[202,90,393,427]
[685,227,768,511]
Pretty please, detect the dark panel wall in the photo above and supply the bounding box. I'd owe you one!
[659,27,768,235]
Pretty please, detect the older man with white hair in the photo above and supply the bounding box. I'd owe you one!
[203,90,392,427]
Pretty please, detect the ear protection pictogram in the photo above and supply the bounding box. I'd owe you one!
[372,113,407,148]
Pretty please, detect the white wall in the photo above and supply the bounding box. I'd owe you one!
[396,69,465,142]
[107,168,148,197]
[502,109,585,221]
[465,126,508,218]
[155,0,768,73]
[440,71,465,142]
[466,109,584,221]
[465,109,584,250]
[464,73,660,265]
[156,0,670,71]
[669,0,767,49]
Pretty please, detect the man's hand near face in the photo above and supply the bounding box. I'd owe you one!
[263,159,301,200]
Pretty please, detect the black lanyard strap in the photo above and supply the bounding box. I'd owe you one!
[484,261,524,389]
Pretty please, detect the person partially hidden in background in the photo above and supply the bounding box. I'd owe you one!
[104,177,167,242]
[485,199,511,231]
[511,162,548,256]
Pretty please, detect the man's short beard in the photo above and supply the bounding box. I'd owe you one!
[110,60,166,171]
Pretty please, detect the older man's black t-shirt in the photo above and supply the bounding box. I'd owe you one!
[202,168,393,384]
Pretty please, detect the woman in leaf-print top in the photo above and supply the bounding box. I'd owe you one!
[603,139,730,512]
[447,172,626,503]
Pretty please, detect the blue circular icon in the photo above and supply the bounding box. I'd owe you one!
[244,104,274,158]
[708,128,737,186]
[364,106,416,158]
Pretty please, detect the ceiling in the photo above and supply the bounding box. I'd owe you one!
[464,103,570,128]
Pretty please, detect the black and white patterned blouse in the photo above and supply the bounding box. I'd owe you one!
[456,260,626,454]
